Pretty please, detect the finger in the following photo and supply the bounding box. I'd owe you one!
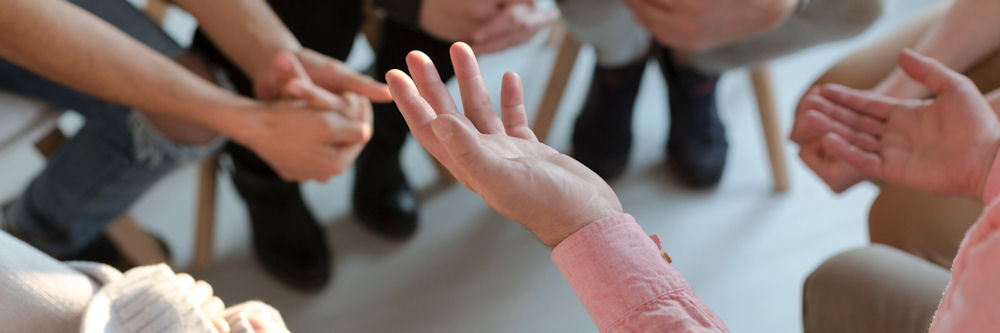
[898,48,978,96]
[803,111,881,152]
[500,72,538,141]
[189,280,214,304]
[450,42,506,134]
[323,113,371,144]
[470,5,520,44]
[201,296,225,318]
[273,52,314,96]
[431,114,498,172]
[806,93,887,137]
[174,273,195,289]
[285,78,349,110]
[821,132,885,179]
[211,317,231,333]
[385,69,450,161]
[819,84,903,120]
[339,71,393,102]
[405,51,462,117]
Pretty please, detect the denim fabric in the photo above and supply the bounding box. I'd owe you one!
[0,0,220,257]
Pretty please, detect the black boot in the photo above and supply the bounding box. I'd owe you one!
[228,144,331,291]
[352,101,418,240]
[658,47,729,188]
[571,59,647,180]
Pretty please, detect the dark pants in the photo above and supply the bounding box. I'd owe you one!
[192,1,456,182]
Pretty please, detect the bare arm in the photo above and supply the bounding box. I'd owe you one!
[875,0,1000,98]
[0,0,255,138]
[171,0,300,82]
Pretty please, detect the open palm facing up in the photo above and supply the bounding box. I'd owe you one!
[385,43,623,248]
[804,50,1000,200]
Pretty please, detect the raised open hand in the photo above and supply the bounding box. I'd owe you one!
[807,50,1000,200]
[386,43,622,248]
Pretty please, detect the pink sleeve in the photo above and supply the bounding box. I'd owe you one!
[929,160,1000,332]
[551,214,728,332]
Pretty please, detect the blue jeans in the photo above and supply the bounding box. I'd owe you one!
[0,0,221,258]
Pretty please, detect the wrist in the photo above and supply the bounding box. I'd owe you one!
[201,96,266,145]
[536,209,625,249]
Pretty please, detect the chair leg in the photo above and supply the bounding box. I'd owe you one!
[532,25,582,143]
[193,155,219,270]
[106,215,170,265]
[750,66,790,192]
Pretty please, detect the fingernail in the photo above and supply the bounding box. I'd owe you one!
[431,118,454,141]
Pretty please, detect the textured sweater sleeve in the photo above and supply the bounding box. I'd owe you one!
[374,0,422,27]
[81,264,216,333]
[551,214,728,332]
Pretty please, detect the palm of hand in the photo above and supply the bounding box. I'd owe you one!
[878,91,999,196]
[467,134,620,243]
[388,43,623,248]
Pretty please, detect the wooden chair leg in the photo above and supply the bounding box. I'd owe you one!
[106,215,170,265]
[750,66,790,192]
[532,25,582,143]
[193,156,219,270]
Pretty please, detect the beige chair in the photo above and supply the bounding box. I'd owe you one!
[532,25,790,192]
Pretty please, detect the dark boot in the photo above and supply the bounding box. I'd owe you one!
[571,59,647,180]
[352,101,418,240]
[658,46,729,188]
[228,144,331,291]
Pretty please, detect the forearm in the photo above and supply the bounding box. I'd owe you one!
[173,0,301,81]
[0,0,256,138]
[875,0,1000,98]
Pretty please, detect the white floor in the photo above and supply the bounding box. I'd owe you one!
[0,0,942,332]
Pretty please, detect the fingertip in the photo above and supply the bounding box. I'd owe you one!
[451,42,475,58]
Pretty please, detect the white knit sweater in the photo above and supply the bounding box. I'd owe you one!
[0,231,287,332]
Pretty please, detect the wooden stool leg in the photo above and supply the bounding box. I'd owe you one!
[751,66,790,192]
[106,215,170,265]
[532,26,582,143]
[193,156,219,270]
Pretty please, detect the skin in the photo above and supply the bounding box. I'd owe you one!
[623,0,798,52]
[0,0,377,182]
[792,0,1000,193]
[387,43,623,248]
[805,50,1000,202]
[419,0,559,54]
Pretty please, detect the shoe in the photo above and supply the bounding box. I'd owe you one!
[352,143,418,239]
[658,46,729,188]
[571,59,648,180]
[230,156,331,291]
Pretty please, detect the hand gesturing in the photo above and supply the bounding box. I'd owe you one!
[386,43,623,248]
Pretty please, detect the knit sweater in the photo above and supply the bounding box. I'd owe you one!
[0,231,285,332]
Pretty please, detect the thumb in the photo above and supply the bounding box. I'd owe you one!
[431,114,495,172]
[898,48,976,96]
[342,73,393,103]
[285,78,348,111]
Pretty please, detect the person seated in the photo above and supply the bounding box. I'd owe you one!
[790,0,1000,330]
[0,230,287,333]
[190,0,559,290]
[562,0,883,187]
[387,41,1000,331]
[0,0,380,289]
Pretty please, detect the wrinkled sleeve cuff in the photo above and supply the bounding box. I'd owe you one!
[551,214,692,331]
